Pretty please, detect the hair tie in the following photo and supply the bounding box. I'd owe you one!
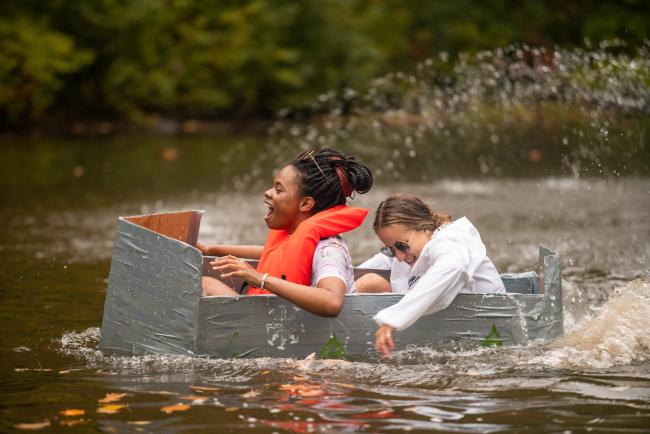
[334,165,352,197]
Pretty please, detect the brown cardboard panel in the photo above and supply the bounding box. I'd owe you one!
[125,210,202,246]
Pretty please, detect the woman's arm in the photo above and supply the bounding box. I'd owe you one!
[197,243,264,259]
[210,255,345,317]
[374,241,469,331]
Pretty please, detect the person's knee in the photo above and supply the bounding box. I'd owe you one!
[355,273,391,293]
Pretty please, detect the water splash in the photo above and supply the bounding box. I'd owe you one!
[535,278,650,369]
[257,41,650,184]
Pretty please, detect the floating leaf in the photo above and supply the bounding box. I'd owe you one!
[189,385,220,393]
[59,409,85,416]
[292,375,308,381]
[296,398,321,406]
[14,420,50,430]
[241,389,260,398]
[352,409,397,419]
[160,403,190,414]
[481,323,503,347]
[330,382,355,389]
[279,384,325,397]
[97,404,127,414]
[127,421,151,426]
[259,370,272,375]
[98,392,127,403]
[319,334,347,359]
[59,419,89,427]
[225,407,239,412]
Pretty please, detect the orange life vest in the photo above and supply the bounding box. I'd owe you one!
[248,205,368,294]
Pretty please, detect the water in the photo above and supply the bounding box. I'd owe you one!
[1,43,650,432]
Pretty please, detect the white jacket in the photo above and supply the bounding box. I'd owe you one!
[358,217,505,331]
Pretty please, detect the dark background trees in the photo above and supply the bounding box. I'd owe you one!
[1,0,647,128]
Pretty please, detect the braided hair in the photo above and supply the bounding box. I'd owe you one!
[291,148,373,213]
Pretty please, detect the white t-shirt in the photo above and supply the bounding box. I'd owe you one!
[311,237,355,293]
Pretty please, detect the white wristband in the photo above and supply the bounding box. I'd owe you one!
[260,273,269,290]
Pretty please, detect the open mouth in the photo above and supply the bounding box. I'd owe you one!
[264,201,274,220]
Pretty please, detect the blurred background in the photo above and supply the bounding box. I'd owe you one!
[1,0,648,130]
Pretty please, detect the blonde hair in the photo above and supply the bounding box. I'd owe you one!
[373,193,452,233]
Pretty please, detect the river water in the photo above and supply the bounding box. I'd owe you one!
[2,44,650,432]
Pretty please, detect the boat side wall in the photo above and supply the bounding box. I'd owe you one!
[540,246,564,338]
[196,289,559,358]
[99,218,202,356]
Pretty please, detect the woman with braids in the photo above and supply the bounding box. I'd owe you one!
[198,148,373,317]
[356,193,505,357]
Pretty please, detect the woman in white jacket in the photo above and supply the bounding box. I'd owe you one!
[356,193,505,357]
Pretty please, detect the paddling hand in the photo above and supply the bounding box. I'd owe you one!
[375,324,395,358]
[210,255,262,285]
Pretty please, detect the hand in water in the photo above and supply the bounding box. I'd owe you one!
[375,324,395,358]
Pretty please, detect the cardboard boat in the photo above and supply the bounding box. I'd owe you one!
[99,210,563,358]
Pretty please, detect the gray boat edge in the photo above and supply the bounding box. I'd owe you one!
[99,212,563,359]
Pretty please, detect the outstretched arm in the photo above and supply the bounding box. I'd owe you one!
[197,243,264,260]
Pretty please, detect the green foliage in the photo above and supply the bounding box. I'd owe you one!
[319,334,347,359]
[0,16,92,123]
[0,0,648,126]
[481,323,503,347]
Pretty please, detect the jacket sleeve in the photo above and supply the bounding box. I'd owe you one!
[356,252,393,270]
[373,240,470,331]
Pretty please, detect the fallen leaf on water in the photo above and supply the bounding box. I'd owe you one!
[161,403,190,414]
[352,409,397,419]
[59,409,86,417]
[296,398,321,406]
[161,148,179,161]
[14,420,51,430]
[58,369,82,374]
[259,370,271,375]
[292,375,308,381]
[127,421,151,426]
[97,404,128,414]
[59,418,90,427]
[98,392,127,403]
[189,385,220,393]
[279,384,325,397]
[180,394,206,401]
[241,389,260,398]
[330,382,355,389]
[225,407,239,412]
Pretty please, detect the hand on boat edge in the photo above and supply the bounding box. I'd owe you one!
[210,255,262,286]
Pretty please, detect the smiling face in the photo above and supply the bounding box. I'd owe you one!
[376,224,429,266]
[263,165,313,232]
